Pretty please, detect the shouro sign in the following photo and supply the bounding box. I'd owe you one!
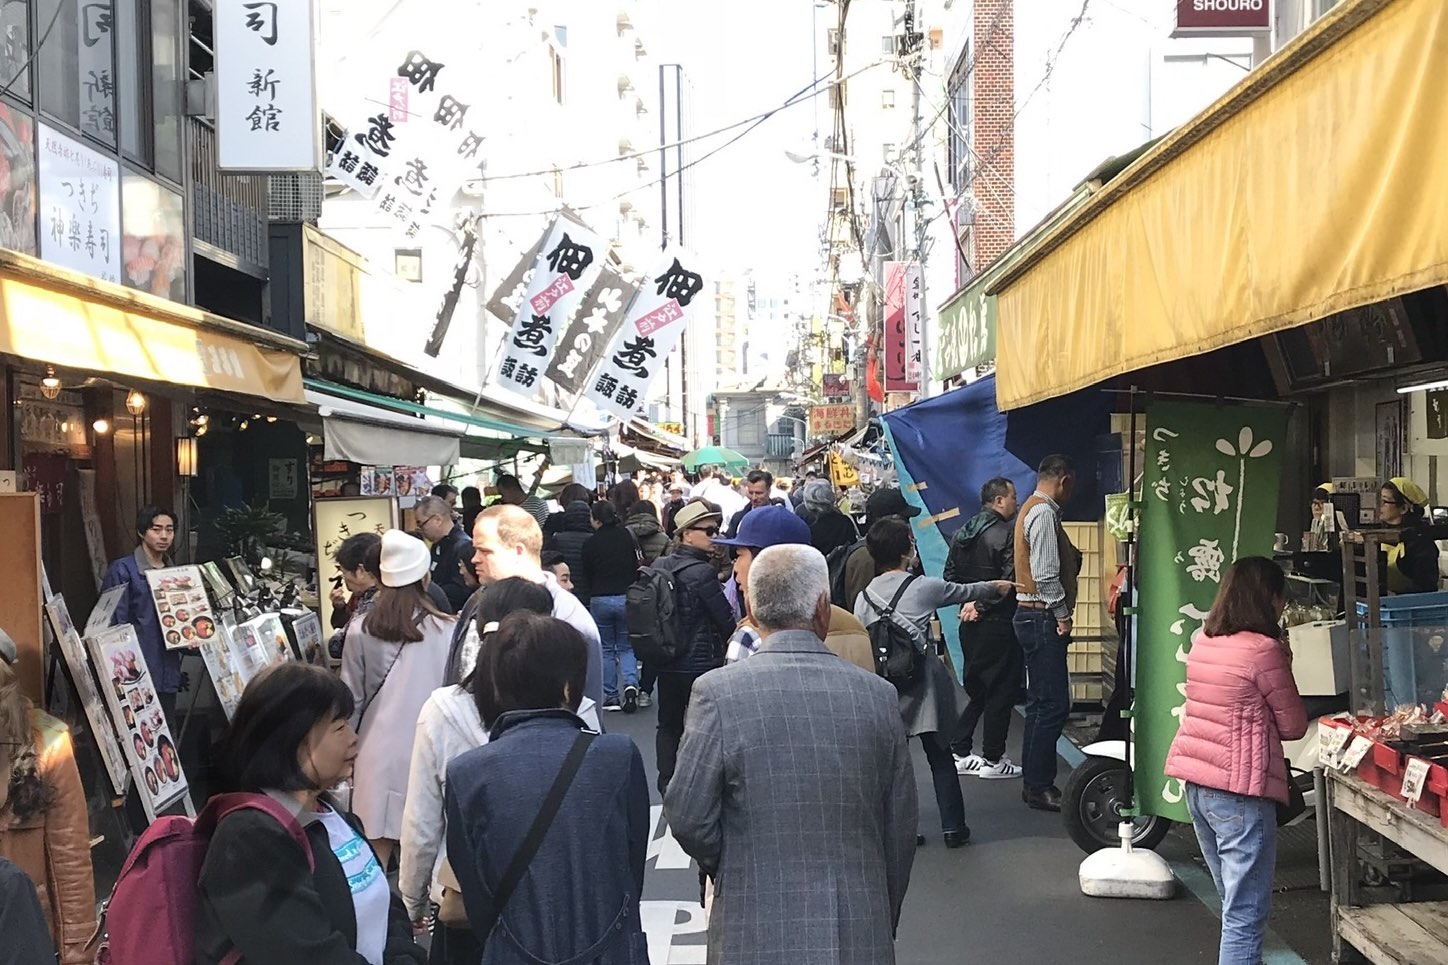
[1173,0,1270,36]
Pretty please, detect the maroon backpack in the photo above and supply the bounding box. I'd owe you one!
[96,793,314,965]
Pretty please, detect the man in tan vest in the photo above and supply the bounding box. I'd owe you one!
[1012,455,1082,811]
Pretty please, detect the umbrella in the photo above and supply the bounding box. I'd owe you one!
[680,445,750,473]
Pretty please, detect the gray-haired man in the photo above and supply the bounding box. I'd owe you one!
[414,494,473,612]
[666,544,916,964]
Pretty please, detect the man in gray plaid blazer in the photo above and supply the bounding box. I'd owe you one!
[664,544,917,964]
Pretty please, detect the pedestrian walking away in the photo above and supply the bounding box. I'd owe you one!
[1166,558,1307,965]
[944,477,1024,780]
[666,544,917,965]
[1013,455,1082,813]
[854,517,1016,847]
[583,500,643,713]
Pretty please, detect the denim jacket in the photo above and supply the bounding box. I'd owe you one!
[445,709,649,964]
[100,548,181,694]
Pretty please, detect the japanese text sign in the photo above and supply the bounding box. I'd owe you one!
[1174,0,1270,36]
[1137,401,1287,823]
[546,264,634,395]
[216,0,321,171]
[37,124,119,283]
[495,215,608,398]
[809,405,855,437]
[313,496,397,634]
[583,247,706,421]
[883,261,921,393]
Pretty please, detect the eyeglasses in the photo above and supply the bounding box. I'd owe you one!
[1380,497,1404,507]
[692,526,719,537]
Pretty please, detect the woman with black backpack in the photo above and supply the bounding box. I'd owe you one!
[854,517,1016,849]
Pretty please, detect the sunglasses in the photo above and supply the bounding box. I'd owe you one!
[692,526,719,537]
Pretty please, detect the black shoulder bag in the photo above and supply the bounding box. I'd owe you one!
[476,731,595,945]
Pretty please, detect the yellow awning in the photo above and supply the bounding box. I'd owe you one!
[0,250,306,403]
[990,0,1448,410]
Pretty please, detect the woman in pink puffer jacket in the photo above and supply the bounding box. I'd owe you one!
[1165,557,1307,965]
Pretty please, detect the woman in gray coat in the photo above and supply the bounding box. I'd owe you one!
[855,517,1013,848]
[341,530,455,870]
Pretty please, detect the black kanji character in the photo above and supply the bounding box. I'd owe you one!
[457,131,483,159]
[611,336,657,377]
[247,68,279,101]
[512,315,552,357]
[356,163,380,186]
[615,386,639,410]
[394,157,429,197]
[378,193,396,213]
[79,2,111,47]
[515,364,539,387]
[546,232,594,281]
[397,51,444,93]
[336,150,360,173]
[499,357,517,379]
[434,95,469,130]
[593,373,619,398]
[242,1,278,45]
[246,104,282,131]
[654,258,704,306]
[355,114,396,158]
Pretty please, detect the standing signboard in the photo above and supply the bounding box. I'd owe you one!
[583,249,709,422]
[37,124,121,283]
[1137,401,1287,822]
[88,625,190,820]
[44,595,128,794]
[144,566,220,650]
[215,0,321,170]
[314,496,398,633]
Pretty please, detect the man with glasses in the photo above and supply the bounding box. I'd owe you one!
[655,500,738,794]
[414,494,472,612]
[101,507,183,721]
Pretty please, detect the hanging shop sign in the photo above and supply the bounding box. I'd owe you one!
[215,0,321,170]
[583,248,708,422]
[883,261,921,393]
[1137,401,1287,823]
[822,373,852,401]
[88,624,190,817]
[144,566,220,651]
[44,594,128,794]
[314,495,398,633]
[494,214,608,398]
[809,404,855,437]
[37,124,120,283]
[486,235,545,324]
[936,280,996,380]
[1173,0,1270,37]
[546,264,633,395]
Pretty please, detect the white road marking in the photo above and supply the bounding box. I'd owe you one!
[648,805,694,869]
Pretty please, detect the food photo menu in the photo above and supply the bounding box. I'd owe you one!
[144,565,220,651]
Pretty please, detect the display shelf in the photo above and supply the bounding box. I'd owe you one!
[1337,904,1448,964]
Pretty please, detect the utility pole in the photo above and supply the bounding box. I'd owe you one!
[903,0,931,400]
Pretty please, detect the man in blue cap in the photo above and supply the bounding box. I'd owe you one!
[715,505,873,671]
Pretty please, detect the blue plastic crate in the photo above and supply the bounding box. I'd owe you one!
[1355,590,1448,627]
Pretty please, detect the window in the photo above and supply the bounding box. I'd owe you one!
[151,0,182,181]
[881,34,895,55]
[946,42,972,194]
[550,47,564,105]
[121,173,185,300]
[116,0,149,164]
[38,0,117,146]
[0,0,31,101]
[881,89,895,109]
[394,249,423,283]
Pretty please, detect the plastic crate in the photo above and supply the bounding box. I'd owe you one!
[1354,591,1448,626]
[1363,626,1448,710]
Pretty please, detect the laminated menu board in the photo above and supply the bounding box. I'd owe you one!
[235,612,294,672]
[88,625,189,817]
[290,611,326,666]
[197,620,247,721]
[143,565,219,651]
[44,595,128,794]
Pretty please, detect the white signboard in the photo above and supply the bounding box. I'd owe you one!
[583,248,708,421]
[144,566,220,651]
[37,124,120,283]
[904,261,923,386]
[45,595,128,794]
[215,0,321,171]
[494,216,607,398]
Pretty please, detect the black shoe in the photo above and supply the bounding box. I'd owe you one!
[943,827,971,849]
[1023,786,1062,812]
[916,834,926,846]
[622,685,639,714]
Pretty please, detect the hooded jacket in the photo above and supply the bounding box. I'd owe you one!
[549,501,596,602]
[625,512,669,563]
[399,685,490,922]
[943,508,1016,621]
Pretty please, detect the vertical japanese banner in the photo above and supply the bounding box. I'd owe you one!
[494,215,607,397]
[583,249,708,421]
[215,0,321,171]
[883,261,910,392]
[903,262,923,389]
[545,264,634,395]
[1137,401,1288,822]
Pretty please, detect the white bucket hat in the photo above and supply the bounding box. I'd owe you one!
[379,530,430,587]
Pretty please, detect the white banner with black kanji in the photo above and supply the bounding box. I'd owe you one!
[582,248,707,422]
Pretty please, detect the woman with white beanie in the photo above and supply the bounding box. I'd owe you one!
[341,530,455,869]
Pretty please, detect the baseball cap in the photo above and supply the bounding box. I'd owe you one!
[674,501,722,532]
[714,505,811,549]
[866,487,922,519]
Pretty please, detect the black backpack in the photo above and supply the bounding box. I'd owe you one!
[626,557,697,666]
[827,538,868,607]
[863,575,923,690]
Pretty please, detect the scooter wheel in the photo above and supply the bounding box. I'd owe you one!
[1063,757,1173,855]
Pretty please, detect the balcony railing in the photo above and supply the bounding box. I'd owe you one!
[188,119,269,268]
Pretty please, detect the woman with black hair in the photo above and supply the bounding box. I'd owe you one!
[582,500,643,713]
[399,579,554,965]
[445,613,649,963]
[196,663,425,965]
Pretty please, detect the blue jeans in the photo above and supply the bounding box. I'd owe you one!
[590,594,636,700]
[1185,783,1277,965]
[1014,606,1070,791]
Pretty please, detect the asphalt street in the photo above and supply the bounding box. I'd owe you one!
[608,697,1334,964]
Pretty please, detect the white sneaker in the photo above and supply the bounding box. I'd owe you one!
[977,757,1023,780]
[954,754,986,776]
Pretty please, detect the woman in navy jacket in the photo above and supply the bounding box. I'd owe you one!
[445,613,649,964]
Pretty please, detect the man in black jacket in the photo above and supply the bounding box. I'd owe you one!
[944,477,1023,780]
[656,500,737,795]
[415,495,472,612]
[724,469,778,538]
